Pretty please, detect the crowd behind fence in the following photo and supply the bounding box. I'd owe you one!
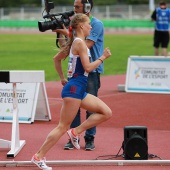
[0,5,159,20]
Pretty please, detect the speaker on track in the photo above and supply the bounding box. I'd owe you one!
[123,126,148,160]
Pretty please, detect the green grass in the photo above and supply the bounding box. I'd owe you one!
[104,34,154,75]
[0,33,158,81]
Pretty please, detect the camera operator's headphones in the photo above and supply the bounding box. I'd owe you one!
[83,0,91,14]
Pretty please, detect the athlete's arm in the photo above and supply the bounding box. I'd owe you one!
[73,40,111,73]
[53,51,69,86]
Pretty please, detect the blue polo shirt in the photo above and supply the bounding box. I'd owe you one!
[86,16,104,74]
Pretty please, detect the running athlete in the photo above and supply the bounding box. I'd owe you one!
[32,13,112,170]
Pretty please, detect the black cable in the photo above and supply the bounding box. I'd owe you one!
[148,153,162,160]
[95,143,163,160]
[42,8,46,18]
[95,144,124,160]
[56,33,68,48]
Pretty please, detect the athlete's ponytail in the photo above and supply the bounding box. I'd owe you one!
[60,13,89,58]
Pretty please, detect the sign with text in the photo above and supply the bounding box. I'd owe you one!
[0,82,51,123]
[125,56,170,94]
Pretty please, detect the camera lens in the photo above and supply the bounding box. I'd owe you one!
[38,21,53,32]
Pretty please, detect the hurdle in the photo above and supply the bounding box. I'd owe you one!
[0,70,45,158]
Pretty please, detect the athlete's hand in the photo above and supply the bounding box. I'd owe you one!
[103,47,111,59]
[61,78,68,86]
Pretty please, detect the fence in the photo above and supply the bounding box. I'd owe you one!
[0,5,158,30]
[0,5,154,20]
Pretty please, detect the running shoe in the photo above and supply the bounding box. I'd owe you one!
[67,128,80,149]
[64,139,74,150]
[31,154,52,170]
[85,136,95,151]
[64,138,80,150]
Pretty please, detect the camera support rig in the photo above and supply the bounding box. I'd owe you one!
[39,0,74,31]
[39,0,74,47]
[44,0,54,13]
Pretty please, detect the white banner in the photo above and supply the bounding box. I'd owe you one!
[125,56,170,94]
[0,82,51,123]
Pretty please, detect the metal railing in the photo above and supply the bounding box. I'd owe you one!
[0,5,155,20]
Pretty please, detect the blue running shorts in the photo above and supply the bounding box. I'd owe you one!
[61,75,88,100]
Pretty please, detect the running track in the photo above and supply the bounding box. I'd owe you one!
[0,74,170,170]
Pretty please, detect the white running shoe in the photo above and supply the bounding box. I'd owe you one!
[67,129,80,149]
[31,154,52,170]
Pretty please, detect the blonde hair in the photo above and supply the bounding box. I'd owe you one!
[61,13,89,55]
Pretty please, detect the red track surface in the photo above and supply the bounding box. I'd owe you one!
[0,74,170,170]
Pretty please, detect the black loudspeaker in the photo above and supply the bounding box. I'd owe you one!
[123,126,148,160]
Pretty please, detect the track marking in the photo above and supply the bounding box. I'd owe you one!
[47,92,126,103]
[98,92,126,98]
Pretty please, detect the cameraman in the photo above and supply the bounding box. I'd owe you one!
[53,0,104,151]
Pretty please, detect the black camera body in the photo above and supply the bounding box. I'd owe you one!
[38,0,74,32]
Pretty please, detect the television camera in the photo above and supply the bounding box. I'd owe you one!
[38,0,74,32]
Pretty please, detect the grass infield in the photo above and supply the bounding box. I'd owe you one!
[0,33,157,81]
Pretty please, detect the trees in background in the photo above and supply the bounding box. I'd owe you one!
[0,0,164,7]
